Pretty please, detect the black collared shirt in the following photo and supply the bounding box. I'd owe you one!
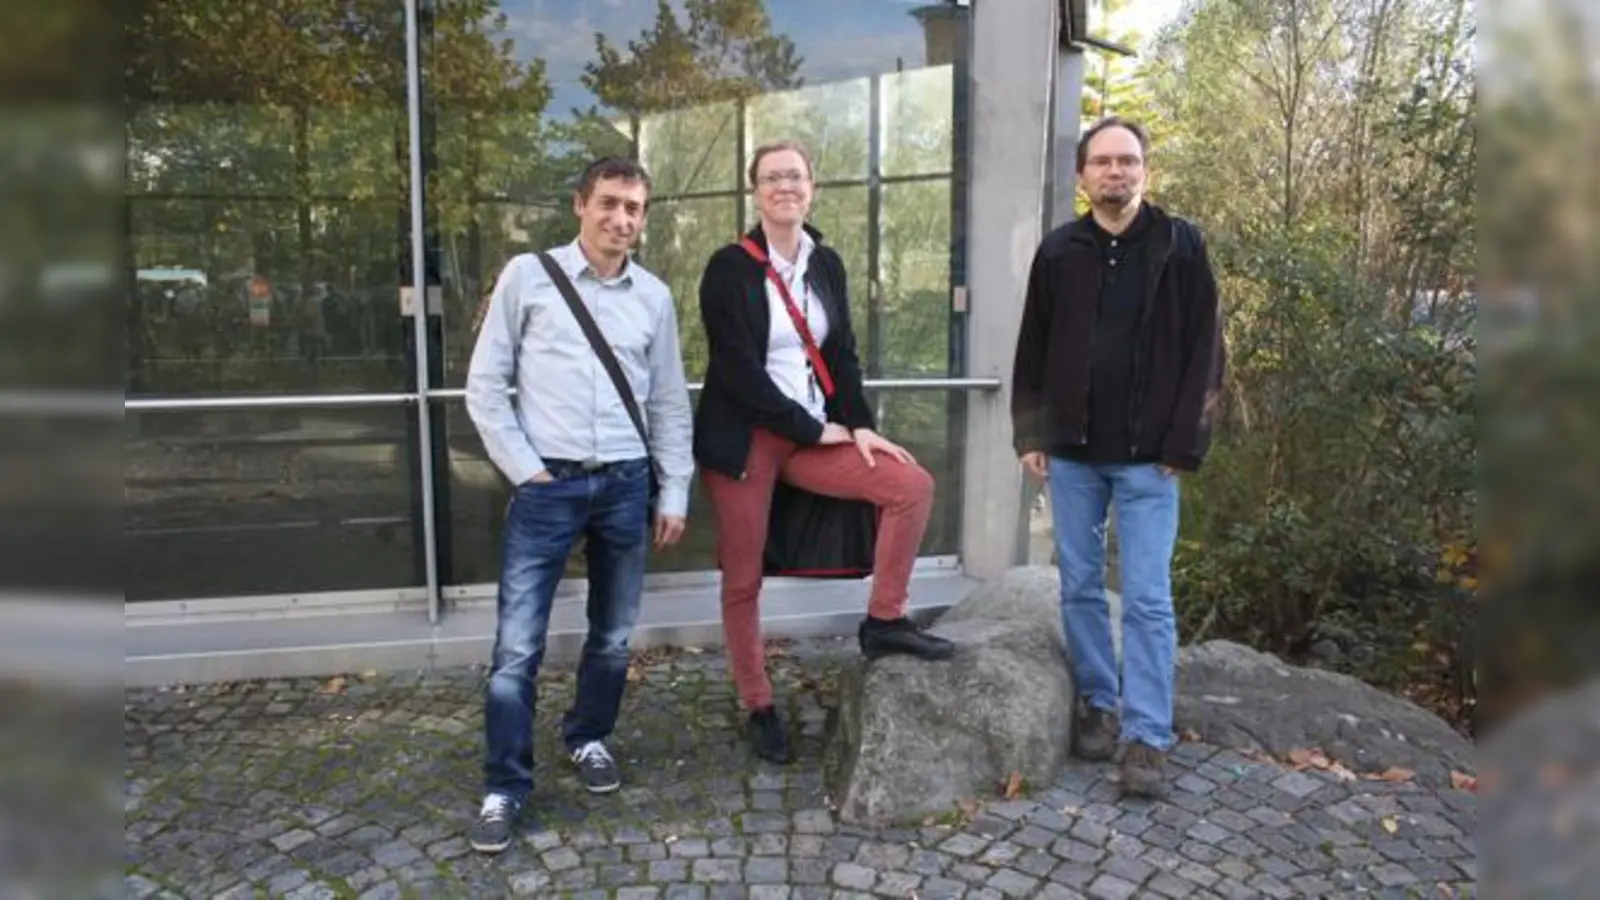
[1057,203,1155,463]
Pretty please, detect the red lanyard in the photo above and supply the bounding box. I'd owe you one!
[738,237,836,398]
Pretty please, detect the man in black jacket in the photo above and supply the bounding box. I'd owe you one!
[1011,117,1226,797]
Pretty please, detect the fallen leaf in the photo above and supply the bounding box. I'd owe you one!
[317,676,346,694]
[1003,771,1023,799]
[1376,767,1415,783]
[1178,729,1202,743]
[1287,748,1315,767]
[360,669,378,679]
[1381,816,1399,834]
[625,665,643,684]
[1308,752,1332,770]
[1326,762,1357,782]
[957,797,980,816]
[1449,771,1477,792]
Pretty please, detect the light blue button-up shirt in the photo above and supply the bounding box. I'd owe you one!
[465,240,695,518]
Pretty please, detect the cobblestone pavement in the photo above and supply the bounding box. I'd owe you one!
[126,638,1477,899]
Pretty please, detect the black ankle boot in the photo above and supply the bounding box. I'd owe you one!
[747,706,792,764]
[858,615,956,661]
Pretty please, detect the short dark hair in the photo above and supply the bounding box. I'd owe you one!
[1075,116,1151,172]
[575,156,652,202]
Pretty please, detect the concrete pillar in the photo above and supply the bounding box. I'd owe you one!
[959,0,1059,581]
[1051,48,1088,228]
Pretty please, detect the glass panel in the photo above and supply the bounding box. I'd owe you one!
[127,199,409,394]
[880,180,953,377]
[640,196,740,380]
[431,0,968,587]
[747,80,870,182]
[866,388,960,556]
[125,408,419,601]
[125,1,412,397]
[639,101,741,197]
[881,65,956,178]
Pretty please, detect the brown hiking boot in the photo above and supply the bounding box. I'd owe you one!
[1120,742,1169,798]
[1071,698,1119,762]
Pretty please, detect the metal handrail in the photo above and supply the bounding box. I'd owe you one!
[120,377,1002,412]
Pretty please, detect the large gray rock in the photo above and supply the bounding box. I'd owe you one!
[1174,640,1475,786]
[823,565,1475,824]
[822,566,1076,826]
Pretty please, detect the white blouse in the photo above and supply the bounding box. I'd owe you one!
[764,232,831,423]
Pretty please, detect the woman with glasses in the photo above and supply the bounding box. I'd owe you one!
[692,139,956,765]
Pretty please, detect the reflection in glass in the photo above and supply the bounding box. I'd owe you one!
[747,81,871,181]
[126,408,419,601]
[880,180,953,377]
[881,66,956,178]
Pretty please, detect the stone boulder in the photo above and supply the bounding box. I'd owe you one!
[1174,640,1474,787]
[823,565,1476,823]
[822,566,1076,826]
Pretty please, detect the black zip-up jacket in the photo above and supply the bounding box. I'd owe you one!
[1010,202,1226,471]
[693,222,876,478]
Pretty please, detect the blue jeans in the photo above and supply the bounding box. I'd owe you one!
[1047,457,1181,751]
[483,457,651,804]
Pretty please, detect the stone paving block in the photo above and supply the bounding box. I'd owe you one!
[692,857,743,883]
[905,848,949,875]
[650,859,691,881]
[744,856,788,884]
[1029,806,1074,831]
[1149,871,1206,897]
[1270,770,1325,799]
[977,840,1022,866]
[832,862,878,890]
[856,840,912,870]
[1011,824,1057,849]
[987,868,1041,897]
[618,888,664,900]
[918,876,966,899]
[747,887,789,900]
[788,835,825,857]
[949,862,993,884]
[874,870,922,897]
[357,881,405,900]
[508,870,552,896]
[789,857,831,884]
[587,845,627,865]
[1050,862,1097,888]
[1016,849,1059,877]
[543,845,583,870]
[1100,852,1155,886]
[601,863,644,886]
[1085,872,1140,900]
[938,832,990,857]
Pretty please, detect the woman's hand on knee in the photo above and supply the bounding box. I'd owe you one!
[850,428,915,468]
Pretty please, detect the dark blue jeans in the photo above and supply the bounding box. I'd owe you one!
[483,457,650,804]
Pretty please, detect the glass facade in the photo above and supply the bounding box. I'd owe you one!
[125,0,972,604]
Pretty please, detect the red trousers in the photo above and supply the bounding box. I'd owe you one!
[702,428,935,710]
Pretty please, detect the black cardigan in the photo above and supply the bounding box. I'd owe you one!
[692,223,876,478]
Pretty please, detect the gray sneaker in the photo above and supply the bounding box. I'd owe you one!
[1072,698,1119,762]
[571,741,621,794]
[468,793,518,854]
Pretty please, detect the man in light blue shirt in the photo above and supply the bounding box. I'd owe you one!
[464,157,693,854]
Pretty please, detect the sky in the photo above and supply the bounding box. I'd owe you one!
[1106,0,1185,49]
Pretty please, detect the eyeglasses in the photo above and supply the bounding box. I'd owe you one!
[756,170,809,188]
